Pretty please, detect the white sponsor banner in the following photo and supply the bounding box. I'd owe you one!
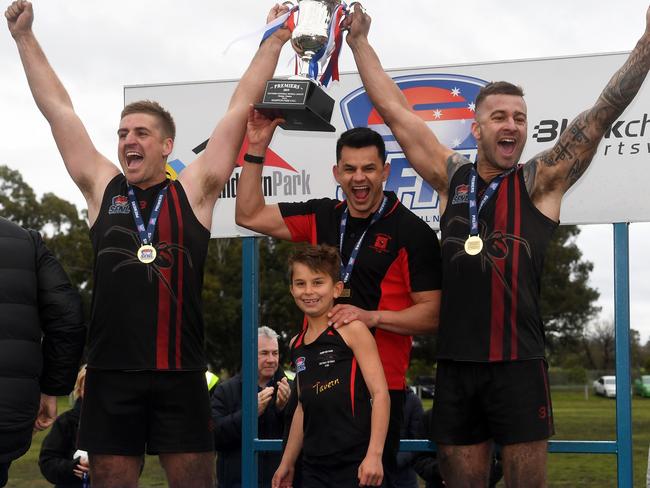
[125,52,650,238]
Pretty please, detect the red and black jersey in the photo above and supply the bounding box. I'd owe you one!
[438,162,558,362]
[279,191,442,389]
[291,326,370,463]
[88,174,210,371]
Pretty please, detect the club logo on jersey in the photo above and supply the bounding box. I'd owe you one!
[108,195,131,215]
[451,184,470,205]
[318,349,336,368]
[295,356,306,373]
[340,74,488,226]
[370,233,391,253]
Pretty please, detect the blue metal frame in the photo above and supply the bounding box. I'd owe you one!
[239,224,635,486]
[614,223,633,487]
[241,237,260,487]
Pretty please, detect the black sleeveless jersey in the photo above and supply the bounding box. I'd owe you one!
[88,174,210,370]
[438,161,558,362]
[291,326,371,463]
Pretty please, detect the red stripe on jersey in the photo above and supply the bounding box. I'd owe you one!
[294,327,307,349]
[509,174,522,360]
[156,197,173,370]
[170,185,184,369]
[350,356,357,417]
[385,199,400,217]
[284,214,318,244]
[377,247,413,389]
[489,179,509,362]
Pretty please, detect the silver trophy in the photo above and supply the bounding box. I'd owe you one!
[255,0,343,132]
[291,0,341,79]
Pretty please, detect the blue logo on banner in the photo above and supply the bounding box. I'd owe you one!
[339,74,488,211]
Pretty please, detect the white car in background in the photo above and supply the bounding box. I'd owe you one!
[593,375,616,398]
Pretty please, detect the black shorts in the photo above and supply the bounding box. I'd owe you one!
[302,446,366,488]
[431,359,554,446]
[78,369,214,455]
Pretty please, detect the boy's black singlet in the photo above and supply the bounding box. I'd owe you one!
[438,162,558,362]
[291,326,371,464]
[88,174,210,370]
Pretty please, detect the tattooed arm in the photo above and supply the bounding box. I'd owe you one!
[524,6,650,221]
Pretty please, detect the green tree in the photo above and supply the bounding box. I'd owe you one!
[201,237,303,375]
[584,319,615,371]
[0,165,44,228]
[0,165,93,314]
[202,238,243,373]
[259,238,303,360]
[540,225,600,364]
[643,338,650,372]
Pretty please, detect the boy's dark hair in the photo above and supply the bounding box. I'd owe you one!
[475,81,525,112]
[121,100,176,140]
[336,127,386,164]
[288,244,341,283]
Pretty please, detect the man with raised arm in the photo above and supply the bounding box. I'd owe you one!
[344,5,650,487]
[236,118,442,478]
[6,2,292,487]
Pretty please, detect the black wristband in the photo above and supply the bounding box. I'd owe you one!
[243,153,265,165]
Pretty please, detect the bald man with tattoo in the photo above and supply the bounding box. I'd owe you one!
[344,5,650,487]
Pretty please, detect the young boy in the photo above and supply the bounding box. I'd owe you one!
[272,245,390,488]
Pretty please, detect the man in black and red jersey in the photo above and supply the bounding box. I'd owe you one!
[6,2,294,487]
[235,112,442,477]
[344,5,650,487]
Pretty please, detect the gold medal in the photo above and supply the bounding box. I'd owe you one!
[464,235,483,256]
[137,244,157,264]
[340,288,351,298]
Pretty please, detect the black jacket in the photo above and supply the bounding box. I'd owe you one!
[0,219,85,462]
[211,371,286,488]
[38,400,84,488]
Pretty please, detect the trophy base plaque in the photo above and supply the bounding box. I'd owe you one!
[255,79,336,132]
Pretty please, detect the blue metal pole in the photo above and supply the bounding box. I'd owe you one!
[242,237,260,487]
[613,223,633,488]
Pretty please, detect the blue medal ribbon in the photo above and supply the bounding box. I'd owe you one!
[339,195,388,284]
[468,165,515,236]
[127,183,169,246]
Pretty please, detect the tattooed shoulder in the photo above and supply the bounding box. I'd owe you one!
[446,152,471,181]
[522,158,538,194]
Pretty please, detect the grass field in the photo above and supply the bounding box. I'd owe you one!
[5,389,650,487]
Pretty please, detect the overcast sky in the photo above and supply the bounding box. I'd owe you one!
[1,0,649,342]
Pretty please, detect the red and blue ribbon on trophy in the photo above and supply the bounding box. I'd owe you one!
[260,2,348,86]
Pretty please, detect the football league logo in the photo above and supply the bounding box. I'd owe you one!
[295,356,306,373]
[340,74,488,217]
[108,195,130,215]
[452,184,470,205]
